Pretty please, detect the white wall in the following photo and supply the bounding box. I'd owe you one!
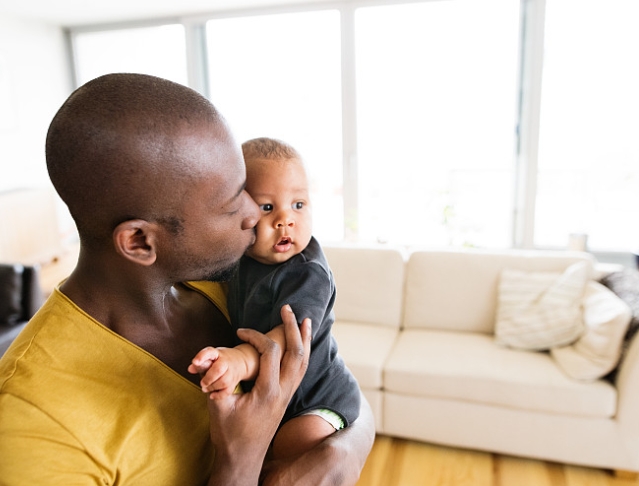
[0,14,71,193]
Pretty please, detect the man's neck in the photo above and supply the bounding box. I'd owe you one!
[59,254,235,382]
[60,254,173,331]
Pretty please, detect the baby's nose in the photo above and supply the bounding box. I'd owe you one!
[276,213,295,228]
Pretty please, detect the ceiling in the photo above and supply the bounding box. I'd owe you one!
[0,0,332,26]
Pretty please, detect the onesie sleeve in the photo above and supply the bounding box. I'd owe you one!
[269,261,334,340]
[0,393,108,485]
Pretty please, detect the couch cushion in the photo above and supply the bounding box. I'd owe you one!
[323,245,405,329]
[332,321,399,389]
[403,249,594,333]
[494,261,589,350]
[551,281,631,380]
[384,329,617,418]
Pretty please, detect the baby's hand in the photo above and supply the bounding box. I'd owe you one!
[188,346,219,376]
[188,347,247,399]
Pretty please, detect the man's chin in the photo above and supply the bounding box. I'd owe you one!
[204,260,240,283]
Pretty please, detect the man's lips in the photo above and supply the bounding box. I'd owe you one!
[273,236,293,253]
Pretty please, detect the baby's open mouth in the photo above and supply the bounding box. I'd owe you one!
[274,236,293,253]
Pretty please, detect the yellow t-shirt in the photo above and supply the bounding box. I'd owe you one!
[0,281,227,486]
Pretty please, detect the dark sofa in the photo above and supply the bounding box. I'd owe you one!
[0,264,44,356]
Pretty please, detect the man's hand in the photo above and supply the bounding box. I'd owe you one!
[206,305,311,486]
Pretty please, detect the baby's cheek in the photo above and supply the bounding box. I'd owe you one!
[256,221,275,241]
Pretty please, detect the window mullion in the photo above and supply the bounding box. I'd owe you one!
[513,0,546,249]
[340,6,359,242]
[184,20,209,98]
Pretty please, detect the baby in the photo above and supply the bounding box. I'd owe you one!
[189,137,360,460]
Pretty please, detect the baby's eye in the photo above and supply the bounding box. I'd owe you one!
[260,204,273,212]
[292,202,304,210]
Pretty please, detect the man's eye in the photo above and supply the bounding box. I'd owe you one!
[293,202,304,210]
[260,204,273,212]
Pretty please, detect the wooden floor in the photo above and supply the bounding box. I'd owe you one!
[356,435,639,486]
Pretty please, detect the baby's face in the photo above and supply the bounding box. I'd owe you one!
[245,157,313,265]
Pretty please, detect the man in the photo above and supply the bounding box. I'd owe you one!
[0,73,374,485]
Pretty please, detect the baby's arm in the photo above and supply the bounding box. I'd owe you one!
[189,326,286,398]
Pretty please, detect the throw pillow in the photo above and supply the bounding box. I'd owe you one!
[0,264,24,326]
[494,261,589,350]
[551,281,631,380]
[599,268,639,380]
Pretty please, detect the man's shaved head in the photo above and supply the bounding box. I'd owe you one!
[46,73,228,249]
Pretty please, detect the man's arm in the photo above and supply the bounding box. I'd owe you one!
[260,393,376,486]
[205,305,312,486]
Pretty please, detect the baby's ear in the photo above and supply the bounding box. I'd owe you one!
[112,219,158,266]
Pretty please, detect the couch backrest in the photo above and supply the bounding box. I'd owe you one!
[403,248,596,334]
[323,245,405,329]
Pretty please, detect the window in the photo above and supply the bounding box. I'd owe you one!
[206,11,343,242]
[535,0,639,251]
[355,0,521,247]
[67,1,639,258]
[72,24,188,86]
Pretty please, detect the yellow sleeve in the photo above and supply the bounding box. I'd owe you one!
[0,393,109,485]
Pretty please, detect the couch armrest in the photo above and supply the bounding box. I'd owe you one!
[615,332,639,429]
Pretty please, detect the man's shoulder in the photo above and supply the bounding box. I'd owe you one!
[0,290,84,372]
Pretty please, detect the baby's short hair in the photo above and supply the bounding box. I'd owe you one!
[242,137,301,162]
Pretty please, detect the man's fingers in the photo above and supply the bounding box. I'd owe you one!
[235,328,280,360]
[279,306,311,392]
[300,317,312,347]
[236,327,281,389]
[235,305,310,400]
[206,386,236,400]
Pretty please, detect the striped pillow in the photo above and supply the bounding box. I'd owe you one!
[494,261,589,350]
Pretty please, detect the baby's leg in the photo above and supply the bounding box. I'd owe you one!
[271,411,342,460]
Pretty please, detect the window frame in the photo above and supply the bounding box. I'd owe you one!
[65,0,635,262]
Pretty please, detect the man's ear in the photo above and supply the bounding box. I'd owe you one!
[113,219,158,266]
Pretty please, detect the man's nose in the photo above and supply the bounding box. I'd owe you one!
[241,193,260,230]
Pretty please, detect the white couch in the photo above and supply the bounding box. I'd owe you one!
[324,245,638,474]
